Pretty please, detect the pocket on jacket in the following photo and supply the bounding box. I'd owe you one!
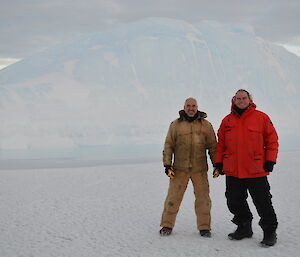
[224,126,235,143]
[177,131,191,145]
[248,153,264,174]
[223,153,235,174]
[248,127,263,147]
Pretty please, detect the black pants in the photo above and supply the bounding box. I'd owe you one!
[225,176,278,232]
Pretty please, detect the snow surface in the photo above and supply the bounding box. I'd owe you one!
[0,151,299,257]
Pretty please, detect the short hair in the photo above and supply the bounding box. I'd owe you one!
[235,89,253,100]
[184,97,198,106]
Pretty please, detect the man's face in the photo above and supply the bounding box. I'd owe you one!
[184,98,198,117]
[234,91,250,109]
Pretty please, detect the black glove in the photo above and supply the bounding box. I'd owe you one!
[213,163,225,178]
[264,161,276,172]
[164,165,175,179]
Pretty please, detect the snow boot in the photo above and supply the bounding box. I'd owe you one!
[228,221,253,240]
[159,227,172,236]
[199,230,211,238]
[260,230,277,247]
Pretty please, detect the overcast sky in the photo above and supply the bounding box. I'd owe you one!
[1,0,300,68]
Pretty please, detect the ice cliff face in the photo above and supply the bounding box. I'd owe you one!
[0,18,299,158]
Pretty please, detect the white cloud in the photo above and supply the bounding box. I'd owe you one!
[0,58,20,70]
[281,45,300,58]
[0,0,300,60]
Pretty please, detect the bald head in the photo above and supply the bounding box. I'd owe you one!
[184,98,198,117]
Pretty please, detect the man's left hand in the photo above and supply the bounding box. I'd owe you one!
[264,161,276,172]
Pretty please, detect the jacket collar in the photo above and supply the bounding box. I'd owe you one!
[178,110,207,122]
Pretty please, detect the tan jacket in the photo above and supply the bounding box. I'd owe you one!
[163,110,217,172]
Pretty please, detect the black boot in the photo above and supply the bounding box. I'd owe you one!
[260,230,277,247]
[159,227,172,236]
[199,230,211,238]
[228,221,253,240]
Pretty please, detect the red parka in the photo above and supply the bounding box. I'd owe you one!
[215,101,278,178]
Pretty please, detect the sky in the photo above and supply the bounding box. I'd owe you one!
[0,0,300,69]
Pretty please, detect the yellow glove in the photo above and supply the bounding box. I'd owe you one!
[213,167,220,178]
[165,166,175,179]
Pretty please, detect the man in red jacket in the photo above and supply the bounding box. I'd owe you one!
[214,89,278,247]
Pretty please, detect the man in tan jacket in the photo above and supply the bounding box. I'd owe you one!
[160,97,217,237]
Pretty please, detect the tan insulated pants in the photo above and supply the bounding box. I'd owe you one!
[160,170,211,230]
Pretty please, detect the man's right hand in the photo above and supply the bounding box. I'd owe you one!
[164,165,175,179]
[213,163,224,178]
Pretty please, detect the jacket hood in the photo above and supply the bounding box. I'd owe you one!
[178,110,207,121]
